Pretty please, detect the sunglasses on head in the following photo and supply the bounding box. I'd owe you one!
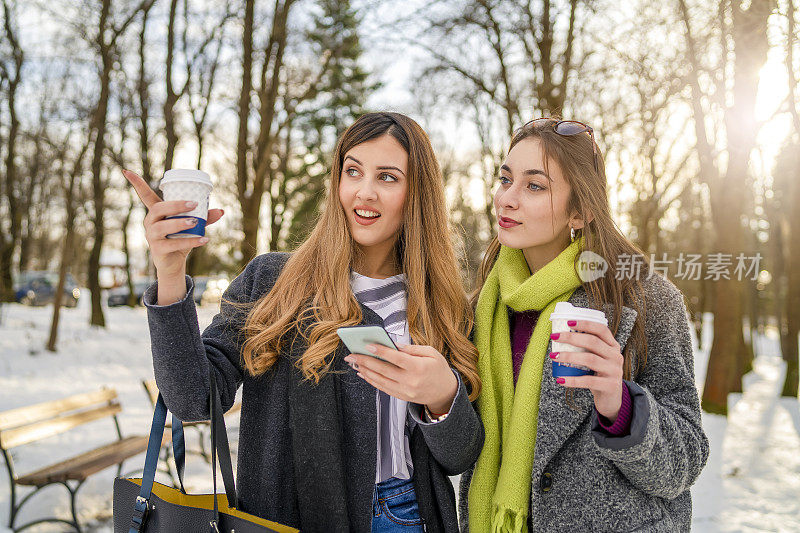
[520,117,599,174]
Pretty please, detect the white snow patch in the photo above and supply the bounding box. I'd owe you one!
[0,295,234,531]
[0,298,798,531]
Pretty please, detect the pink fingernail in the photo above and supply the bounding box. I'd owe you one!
[549,352,559,359]
[567,320,577,327]
[550,333,560,340]
[556,377,565,384]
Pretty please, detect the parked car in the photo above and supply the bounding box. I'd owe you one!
[193,276,229,306]
[14,271,80,307]
[105,276,228,307]
[106,279,155,307]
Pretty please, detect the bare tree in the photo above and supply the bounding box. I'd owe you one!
[585,4,695,258]
[777,0,800,397]
[406,0,585,267]
[108,54,144,307]
[182,0,235,276]
[679,0,775,414]
[237,0,376,262]
[17,103,50,273]
[83,0,155,327]
[415,0,581,136]
[163,0,235,172]
[135,1,156,189]
[123,0,157,300]
[268,0,374,251]
[47,133,90,352]
[0,0,25,302]
[185,2,231,170]
[234,0,297,266]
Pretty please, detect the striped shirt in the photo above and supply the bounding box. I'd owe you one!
[350,270,414,483]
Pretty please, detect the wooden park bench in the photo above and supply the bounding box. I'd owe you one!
[141,378,241,464]
[0,387,171,532]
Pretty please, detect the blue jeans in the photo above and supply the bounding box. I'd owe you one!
[371,476,426,532]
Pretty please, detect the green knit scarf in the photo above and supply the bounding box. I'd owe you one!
[468,235,585,532]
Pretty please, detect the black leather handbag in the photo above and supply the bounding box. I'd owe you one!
[113,375,298,532]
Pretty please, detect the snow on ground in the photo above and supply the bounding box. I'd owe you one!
[689,314,800,532]
[0,294,235,532]
[0,298,799,531]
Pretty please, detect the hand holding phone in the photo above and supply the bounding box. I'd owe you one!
[338,327,459,412]
[336,325,397,363]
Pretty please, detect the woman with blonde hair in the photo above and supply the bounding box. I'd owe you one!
[460,118,708,532]
[123,111,483,532]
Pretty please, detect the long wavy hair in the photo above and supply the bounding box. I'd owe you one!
[470,118,649,381]
[233,112,481,400]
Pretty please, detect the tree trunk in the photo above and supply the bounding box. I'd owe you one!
[122,194,137,306]
[134,2,157,283]
[0,0,24,302]
[780,0,800,398]
[17,132,42,274]
[0,244,14,303]
[782,169,800,397]
[237,0,293,268]
[47,204,77,351]
[702,204,750,413]
[137,4,155,187]
[679,0,771,414]
[46,231,72,352]
[236,0,255,266]
[163,0,180,171]
[47,151,84,351]
[269,123,292,251]
[87,0,114,327]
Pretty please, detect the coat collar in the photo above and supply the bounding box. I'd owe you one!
[287,301,386,532]
[530,286,639,479]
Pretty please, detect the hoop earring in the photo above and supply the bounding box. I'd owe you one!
[570,226,576,242]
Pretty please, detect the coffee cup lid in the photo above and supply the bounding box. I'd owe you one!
[549,301,608,325]
[160,169,213,189]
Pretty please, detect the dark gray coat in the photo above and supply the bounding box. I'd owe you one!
[458,273,709,532]
[143,252,484,532]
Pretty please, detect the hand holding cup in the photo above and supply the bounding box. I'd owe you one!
[549,302,625,423]
[121,169,224,278]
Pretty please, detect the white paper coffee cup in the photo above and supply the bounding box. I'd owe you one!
[159,169,213,239]
[549,302,608,377]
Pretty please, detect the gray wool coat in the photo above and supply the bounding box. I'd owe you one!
[143,251,484,532]
[458,273,709,532]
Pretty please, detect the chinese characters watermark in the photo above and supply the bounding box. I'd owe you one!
[577,252,763,282]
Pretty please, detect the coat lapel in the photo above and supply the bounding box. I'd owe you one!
[530,287,639,481]
[288,302,385,532]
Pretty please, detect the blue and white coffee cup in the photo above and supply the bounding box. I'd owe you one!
[159,169,213,238]
[549,302,608,378]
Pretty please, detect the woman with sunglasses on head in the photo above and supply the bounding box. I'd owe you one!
[123,112,484,532]
[459,118,708,532]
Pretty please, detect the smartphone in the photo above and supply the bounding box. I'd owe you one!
[336,325,397,363]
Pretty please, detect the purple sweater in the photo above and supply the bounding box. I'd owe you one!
[509,308,632,435]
